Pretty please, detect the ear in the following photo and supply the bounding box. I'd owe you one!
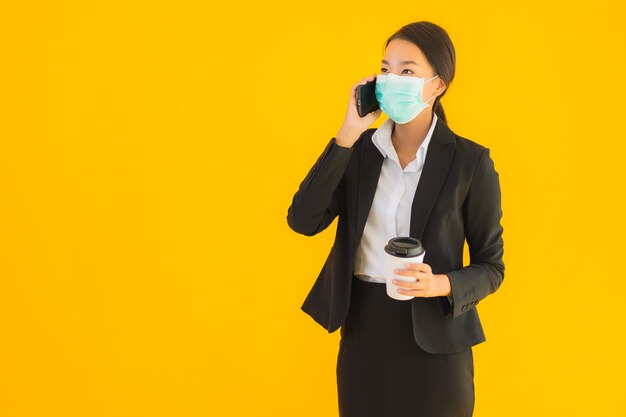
[435,78,447,95]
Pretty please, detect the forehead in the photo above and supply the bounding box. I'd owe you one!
[382,38,427,65]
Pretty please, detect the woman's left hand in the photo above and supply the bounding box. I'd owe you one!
[392,263,452,298]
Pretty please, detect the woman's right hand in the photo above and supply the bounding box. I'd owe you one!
[335,74,383,148]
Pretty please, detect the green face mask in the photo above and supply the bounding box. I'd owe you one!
[375,73,439,124]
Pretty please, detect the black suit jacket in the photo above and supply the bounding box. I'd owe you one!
[286,117,505,354]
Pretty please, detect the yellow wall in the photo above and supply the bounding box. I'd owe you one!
[1,1,624,416]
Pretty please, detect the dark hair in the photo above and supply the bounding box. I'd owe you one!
[383,21,456,125]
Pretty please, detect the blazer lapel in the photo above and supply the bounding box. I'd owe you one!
[354,131,384,254]
[410,118,456,241]
[354,118,456,254]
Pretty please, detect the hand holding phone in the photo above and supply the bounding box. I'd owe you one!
[356,77,380,117]
[336,74,382,148]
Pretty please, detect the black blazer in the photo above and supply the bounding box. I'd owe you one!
[286,116,505,354]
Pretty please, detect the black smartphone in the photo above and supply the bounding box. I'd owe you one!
[356,77,379,117]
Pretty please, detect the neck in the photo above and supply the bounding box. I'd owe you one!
[391,110,434,155]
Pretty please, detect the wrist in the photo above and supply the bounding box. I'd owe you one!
[438,274,452,297]
[334,137,353,148]
[335,126,361,147]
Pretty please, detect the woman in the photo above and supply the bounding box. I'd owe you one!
[287,21,504,417]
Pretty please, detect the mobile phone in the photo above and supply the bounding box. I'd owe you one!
[356,78,380,117]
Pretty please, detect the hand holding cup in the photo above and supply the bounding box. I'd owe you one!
[391,262,452,299]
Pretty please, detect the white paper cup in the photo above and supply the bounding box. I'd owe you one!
[383,237,426,300]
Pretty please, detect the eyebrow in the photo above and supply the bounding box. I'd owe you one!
[381,59,419,66]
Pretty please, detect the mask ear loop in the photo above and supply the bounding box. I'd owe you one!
[425,94,437,106]
[424,75,440,105]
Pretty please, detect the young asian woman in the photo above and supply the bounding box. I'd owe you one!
[286,21,505,417]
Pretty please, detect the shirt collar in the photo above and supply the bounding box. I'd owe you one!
[372,112,438,171]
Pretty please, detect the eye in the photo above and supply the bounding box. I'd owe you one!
[380,68,413,75]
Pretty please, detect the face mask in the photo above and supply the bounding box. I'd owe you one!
[375,73,439,124]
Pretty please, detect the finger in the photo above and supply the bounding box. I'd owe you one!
[404,262,432,273]
[399,265,428,276]
[397,287,427,295]
[358,74,376,85]
[391,278,416,288]
[393,268,417,277]
[392,279,424,290]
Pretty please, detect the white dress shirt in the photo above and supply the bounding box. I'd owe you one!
[353,113,438,284]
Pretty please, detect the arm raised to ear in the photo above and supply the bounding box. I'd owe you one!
[286,136,356,236]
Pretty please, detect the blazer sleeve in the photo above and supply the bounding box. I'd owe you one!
[443,148,505,319]
[286,136,355,236]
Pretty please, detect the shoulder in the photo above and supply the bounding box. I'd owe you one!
[453,133,488,158]
[451,131,496,174]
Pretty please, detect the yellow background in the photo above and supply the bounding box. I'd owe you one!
[1,1,625,416]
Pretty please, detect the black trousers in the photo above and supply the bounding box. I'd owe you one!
[337,276,475,417]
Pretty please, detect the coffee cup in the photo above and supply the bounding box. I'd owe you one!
[384,237,426,301]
